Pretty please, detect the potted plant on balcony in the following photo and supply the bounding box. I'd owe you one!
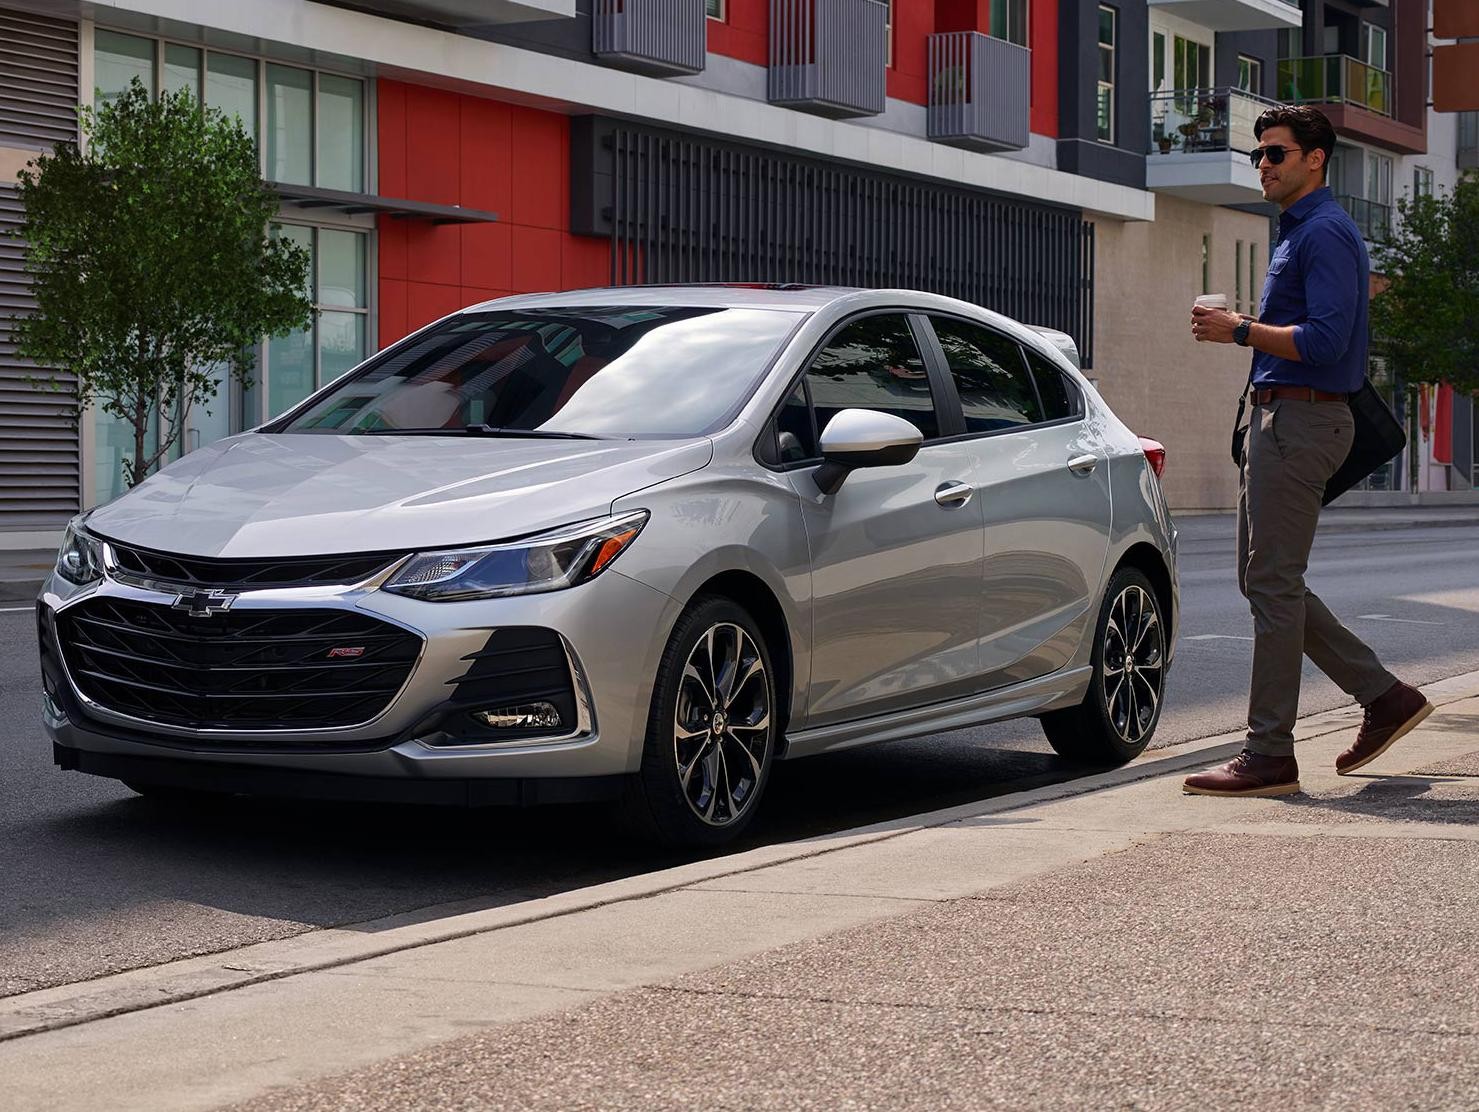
[1156,132,1181,155]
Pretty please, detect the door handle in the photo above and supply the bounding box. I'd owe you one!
[934,481,974,508]
[1067,454,1099,476]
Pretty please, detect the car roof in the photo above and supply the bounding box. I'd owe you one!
[455,285,1081,374]
[464,284,863,313]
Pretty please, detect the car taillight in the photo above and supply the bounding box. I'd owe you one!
[1138,437,1166,478]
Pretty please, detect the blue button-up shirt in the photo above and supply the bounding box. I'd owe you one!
[1253,186,1369,393]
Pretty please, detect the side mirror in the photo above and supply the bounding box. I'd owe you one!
[813,409,924,496]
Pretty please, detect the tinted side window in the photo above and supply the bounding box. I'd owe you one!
[1024,347,1083,421]
[929,317,1042,433]
[806,315,939,440]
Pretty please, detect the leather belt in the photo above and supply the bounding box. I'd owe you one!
[1252,386,1349,405]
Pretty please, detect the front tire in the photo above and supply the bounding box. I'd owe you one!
[625,596,777,848]
[1041,567,1167,764]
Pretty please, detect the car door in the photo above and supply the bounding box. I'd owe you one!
[779,312,987,727]
[923,316,1113,689]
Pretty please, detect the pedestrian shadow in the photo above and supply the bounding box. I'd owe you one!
[1276,775,1479,826]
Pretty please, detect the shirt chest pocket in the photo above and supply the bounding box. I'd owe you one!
[1260,251,1294,313]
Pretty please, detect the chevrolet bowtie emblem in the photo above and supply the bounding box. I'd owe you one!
[172,589,236,617]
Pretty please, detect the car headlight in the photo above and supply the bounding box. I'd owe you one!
[56,519,104,587]
[382,510,649,602]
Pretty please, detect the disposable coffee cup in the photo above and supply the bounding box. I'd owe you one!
[1194,294,1228,311]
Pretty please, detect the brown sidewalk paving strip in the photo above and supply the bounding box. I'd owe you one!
[224,699,1479,1112]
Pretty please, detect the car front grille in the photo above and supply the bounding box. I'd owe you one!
[57,598,423,732]
[105,540,401,590]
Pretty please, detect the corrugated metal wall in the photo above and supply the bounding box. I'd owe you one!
[603,121,1095,366]
[0,5,81,531]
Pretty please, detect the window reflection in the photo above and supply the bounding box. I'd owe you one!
[805,315,938,439]
[279,307,803,438]
[931,317,1041,432]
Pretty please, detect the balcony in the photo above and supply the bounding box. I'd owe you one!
[1146,87,1275,204]
[927,32,1030,153]
[593,0,706,76]
[338,0,576,25]
[1278,55,1391,116]
[1336,194,1391,243]
[1278,54,1428,155]
[1145,0,1301,33]
[768,0,887,118]
[1461,112,1479,172]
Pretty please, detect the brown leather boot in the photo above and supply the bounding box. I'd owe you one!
[1336,681,1433,775]
[1182,750,1300,797]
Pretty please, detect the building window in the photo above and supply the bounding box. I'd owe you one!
[251,223,371,424]
[1173,35,1211,93]
[1097,6,1116,144]
[1235,240,1245,313]
[1201,234,1211,295]
[706,0,724,18]
[91,29,373,490]
[1413,166,1434,198]
[1367,152,1393,208]
[1249,242,1259,313]
[884,0,893,67]
[1152,31,1166,94]
[1362,23,1387,70]
[1237,55,1262,95]
[990,0,1028,48]
[92,29,367,192]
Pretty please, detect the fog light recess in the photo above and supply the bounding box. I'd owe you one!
[471,702,564,730]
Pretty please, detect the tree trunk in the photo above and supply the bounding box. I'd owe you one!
[130,388,149,489]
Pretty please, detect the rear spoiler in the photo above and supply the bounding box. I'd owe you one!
[1026,326,1081,371]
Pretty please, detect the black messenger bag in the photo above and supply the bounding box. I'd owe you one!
[1230,377,1407,506]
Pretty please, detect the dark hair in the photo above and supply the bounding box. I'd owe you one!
[1254,104,1337,179]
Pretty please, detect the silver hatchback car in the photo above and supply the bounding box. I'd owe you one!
[39,286,1178,845]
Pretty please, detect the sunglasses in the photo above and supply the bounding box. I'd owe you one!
[1248,145,1306,167]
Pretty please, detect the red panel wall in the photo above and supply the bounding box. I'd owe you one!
[1029,0,1057,139]
[707,0,768,65]
[888,2,932,104]
[375,79,611,348]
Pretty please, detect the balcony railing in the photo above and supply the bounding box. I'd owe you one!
[1278,55,1392,117]
[1336,194,1391,242]
[1460,112,1479,171]
[1148,86,1278,156]
[768,0,887,118]
[927,31,1030,152]
[593,0,706,75]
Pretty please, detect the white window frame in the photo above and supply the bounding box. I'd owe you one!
[1097,5,1117,145]
[1237,54,1262,95]
[706,0,725,21]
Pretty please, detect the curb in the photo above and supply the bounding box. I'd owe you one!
[5,667,1477,1045]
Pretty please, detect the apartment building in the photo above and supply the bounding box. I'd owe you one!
[0,0,1465,547]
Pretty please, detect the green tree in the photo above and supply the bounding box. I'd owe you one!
[1369,172,1479,396]
[13,79,311,489]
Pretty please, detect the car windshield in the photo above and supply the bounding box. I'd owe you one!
[271,305,805,439]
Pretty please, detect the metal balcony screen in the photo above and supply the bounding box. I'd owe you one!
[593,0,706,74]
[769,0,886,116]
[605,126,1096,367]
[928,31,1031,151]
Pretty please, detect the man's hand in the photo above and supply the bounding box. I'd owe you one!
[1190,306,1245,344]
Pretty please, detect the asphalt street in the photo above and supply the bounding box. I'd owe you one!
[3,516,1478,1001]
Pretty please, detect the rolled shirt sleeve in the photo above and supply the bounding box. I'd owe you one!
[1291,225,1361,367]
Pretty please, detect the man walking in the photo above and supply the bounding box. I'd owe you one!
[1182,104,1431,797]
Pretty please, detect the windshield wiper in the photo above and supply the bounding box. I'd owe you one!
[359,425,602,440]
[465,424,603,440]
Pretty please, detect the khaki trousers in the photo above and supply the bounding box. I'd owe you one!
[1238,398,1396,757]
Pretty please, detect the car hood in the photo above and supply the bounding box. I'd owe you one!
[85,433,714,558]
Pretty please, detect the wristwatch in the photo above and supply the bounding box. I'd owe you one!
[1233,319,1253,347]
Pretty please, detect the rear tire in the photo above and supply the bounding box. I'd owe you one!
[1041,567,1167,765]
[624,596,777,848]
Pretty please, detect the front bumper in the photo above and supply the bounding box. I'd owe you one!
[39,564,679,785]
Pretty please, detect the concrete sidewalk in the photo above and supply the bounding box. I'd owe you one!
[3,673,1477,1111]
